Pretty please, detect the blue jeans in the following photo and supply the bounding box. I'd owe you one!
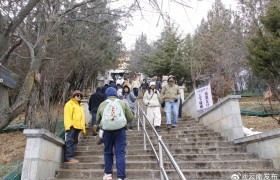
[165,102,178,125]
[64,126,80,161]
[103,127,126,179]
[91,110,97,125]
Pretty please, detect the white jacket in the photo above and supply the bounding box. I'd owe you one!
[143,89,161,107]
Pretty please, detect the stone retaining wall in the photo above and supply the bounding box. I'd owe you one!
[182,92,244,141]
[21,129,64,180]
[234,129,280,169]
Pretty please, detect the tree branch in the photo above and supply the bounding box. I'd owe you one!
[3,0,40,36]
[0,39,22,64]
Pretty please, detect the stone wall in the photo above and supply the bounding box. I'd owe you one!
[182,92,244,141]
[182,91,197,119]
[198,95,244,141]
[234,129,280,169]
[21,129,64,180]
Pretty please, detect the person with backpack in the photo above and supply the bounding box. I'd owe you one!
[96,87,134,180]
[88,87,105,136]
[143,82,162,132]
[63,90,86,164]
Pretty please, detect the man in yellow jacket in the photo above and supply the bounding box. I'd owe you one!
[64,90,86,163]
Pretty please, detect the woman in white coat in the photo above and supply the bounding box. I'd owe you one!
[143,82,162,132]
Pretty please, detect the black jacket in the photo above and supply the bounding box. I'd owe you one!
[88,92,105,112]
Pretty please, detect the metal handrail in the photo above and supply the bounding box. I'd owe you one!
[136,102,187,180]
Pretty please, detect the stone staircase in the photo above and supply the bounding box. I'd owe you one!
[53,117,280,179]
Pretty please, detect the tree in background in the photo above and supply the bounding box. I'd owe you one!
[141,22,191,85]
[130,33,152,75]
[0,0,129,130]
[193,0,247,101]
[247,0,280,99]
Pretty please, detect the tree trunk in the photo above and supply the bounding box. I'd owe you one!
[0,71,35,130]
[0,85,9,111]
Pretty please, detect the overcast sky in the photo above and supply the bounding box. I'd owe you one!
[115,0,238,50]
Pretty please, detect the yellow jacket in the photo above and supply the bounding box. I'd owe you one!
[64,98,86,134]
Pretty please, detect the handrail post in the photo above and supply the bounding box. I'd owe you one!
[143,114,146,150]
[158,136,164,180]
[137,102,140,131]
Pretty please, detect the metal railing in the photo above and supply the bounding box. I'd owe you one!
[136,102,187,180]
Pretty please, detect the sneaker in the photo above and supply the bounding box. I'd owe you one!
[156,126,161,132]
[128,127,133,131]
[171,124,177,128]
[167,124,171,129]
[96,138,103,145]
[93,132,97,136]
[103,173,112,180]
[65,159,79,164]
[118,178,124,180]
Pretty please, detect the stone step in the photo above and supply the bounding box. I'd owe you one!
[76,141,234,151]
[55,169,160,179]
[179,169,280,179]
[172,153,259,161]
[75,146,245,156]
[84,127,217,136]
[61,159,273,170]
[79,137,233,146]
[79,135,227,144]
[75,154,157,162]
[78,137,229,146]
[83,131,220,139]
[55,168,280,179]
[74,152,259,162]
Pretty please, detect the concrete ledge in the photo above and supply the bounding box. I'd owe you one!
[24,129,64,146]
[234,129,280,169]
[22,128,65,180]
[198,95,241,117]
[234,129,280,144]
[182,93,244,141]
[197,95,244,141]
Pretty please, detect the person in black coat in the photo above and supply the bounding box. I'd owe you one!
[88,87,105,136]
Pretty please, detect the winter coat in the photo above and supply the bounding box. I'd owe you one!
[96,96,134,126]
[123,92,137,109]
[143,89,161,107]
[88,92,105,112]
[64,98,86,134]
[141,82,149,90]
[131,80,140,88]
[161,83,181,102]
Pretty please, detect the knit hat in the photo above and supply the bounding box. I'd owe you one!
[149,82,156,87]
[105,87,117,98]
[72,90,83,98]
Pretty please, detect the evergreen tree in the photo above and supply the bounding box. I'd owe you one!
[143,23,188,85]
[247,0,280,87]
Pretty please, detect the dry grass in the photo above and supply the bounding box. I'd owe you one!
[240,96,280,132]
[0,131,26,165]
[242,115,280,132]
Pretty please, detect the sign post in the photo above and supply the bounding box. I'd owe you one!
[0,63,19,89]
[195,84,213,111]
